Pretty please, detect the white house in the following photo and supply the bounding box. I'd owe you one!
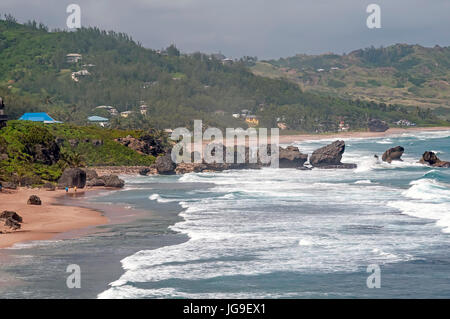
[66,53,82,63]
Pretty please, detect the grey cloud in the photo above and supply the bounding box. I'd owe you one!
[0,0,449,59]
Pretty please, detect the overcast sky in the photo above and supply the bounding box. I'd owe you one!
[1,0,449,59]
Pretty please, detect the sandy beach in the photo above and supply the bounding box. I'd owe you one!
[0,188,108,249]
[277,126,450,144]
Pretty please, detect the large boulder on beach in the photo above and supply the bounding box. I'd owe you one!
[419,151,450,168]
[86,178,106,187]
[27,195,42,205]
[102,175,125,188]
[83,169,99,181]
[309,140,356,169]
[155,153,176,174]
[368,119,389,132]
[278,146,308,168]
[382,146,405,163]
[57,168,86,188]
[0,211,23,223]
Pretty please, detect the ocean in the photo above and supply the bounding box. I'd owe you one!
[1,131,450,298]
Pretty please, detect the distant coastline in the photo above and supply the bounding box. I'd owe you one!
[277,126,450,144]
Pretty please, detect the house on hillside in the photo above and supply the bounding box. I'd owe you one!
[0,97,8,128]
[245,115,259,126]
[140,105,149,116]
[88,116,109,127]
[71,69,90,82]
[120,111,134,118]
[19,113,62,124]
[66,53,82,63]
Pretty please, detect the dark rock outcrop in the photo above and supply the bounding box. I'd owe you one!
[155,153,176,174]
[57,168,87,188]
[115,133,168,157]
[278,146,308,168]
[382,146,405,163]
[83,169,99,181]
[368,119,389,132]
[0,211,23,232]
[102,175,125,188]
[0,211,23,223]
[27,142,60,165]
[86,178,106,187]
[2,181,17,189]
[27,195,42,205]
[309,140,356,168]
[419,151,450,167]
[4,217,21,230]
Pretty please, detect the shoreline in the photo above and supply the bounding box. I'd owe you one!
[277,126,450,144]
[2,126,449,249]
[0,188,109,249]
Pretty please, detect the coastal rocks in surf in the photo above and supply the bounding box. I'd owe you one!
[278,146,308,168]
[382,146,404,163]
[368,119,389,132]
[84,173,125,188]
[27,195,42,205]
[102,175,125,188]
[309,140,356,169]
[139,166,158,176]
[419,151,450,168]
[57,168,87,188]
[155,153,176,174]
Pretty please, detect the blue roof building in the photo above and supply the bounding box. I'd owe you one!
[19,113,62,124]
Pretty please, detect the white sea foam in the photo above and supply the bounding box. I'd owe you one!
[355,180,372,184]
[99,131,450,298]
[148,193,174,203]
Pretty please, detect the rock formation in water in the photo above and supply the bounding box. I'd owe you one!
[309,140,357,169]
[419,151,450,168]
[382,146,404,163]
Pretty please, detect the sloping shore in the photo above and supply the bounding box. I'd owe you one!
[278,126,450,144]
[0,188,108,249]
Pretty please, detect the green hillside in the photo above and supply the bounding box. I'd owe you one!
[253,44,450,121]
[0,16,446,133]
[0,120,167,184]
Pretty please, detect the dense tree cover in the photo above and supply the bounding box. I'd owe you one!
[0,17,443,133]
[0,120,164,184]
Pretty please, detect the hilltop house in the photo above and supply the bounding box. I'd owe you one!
[66,53,82,63]
[0,97,7,128]
[88,116,109,127]
[19,113,62,124]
